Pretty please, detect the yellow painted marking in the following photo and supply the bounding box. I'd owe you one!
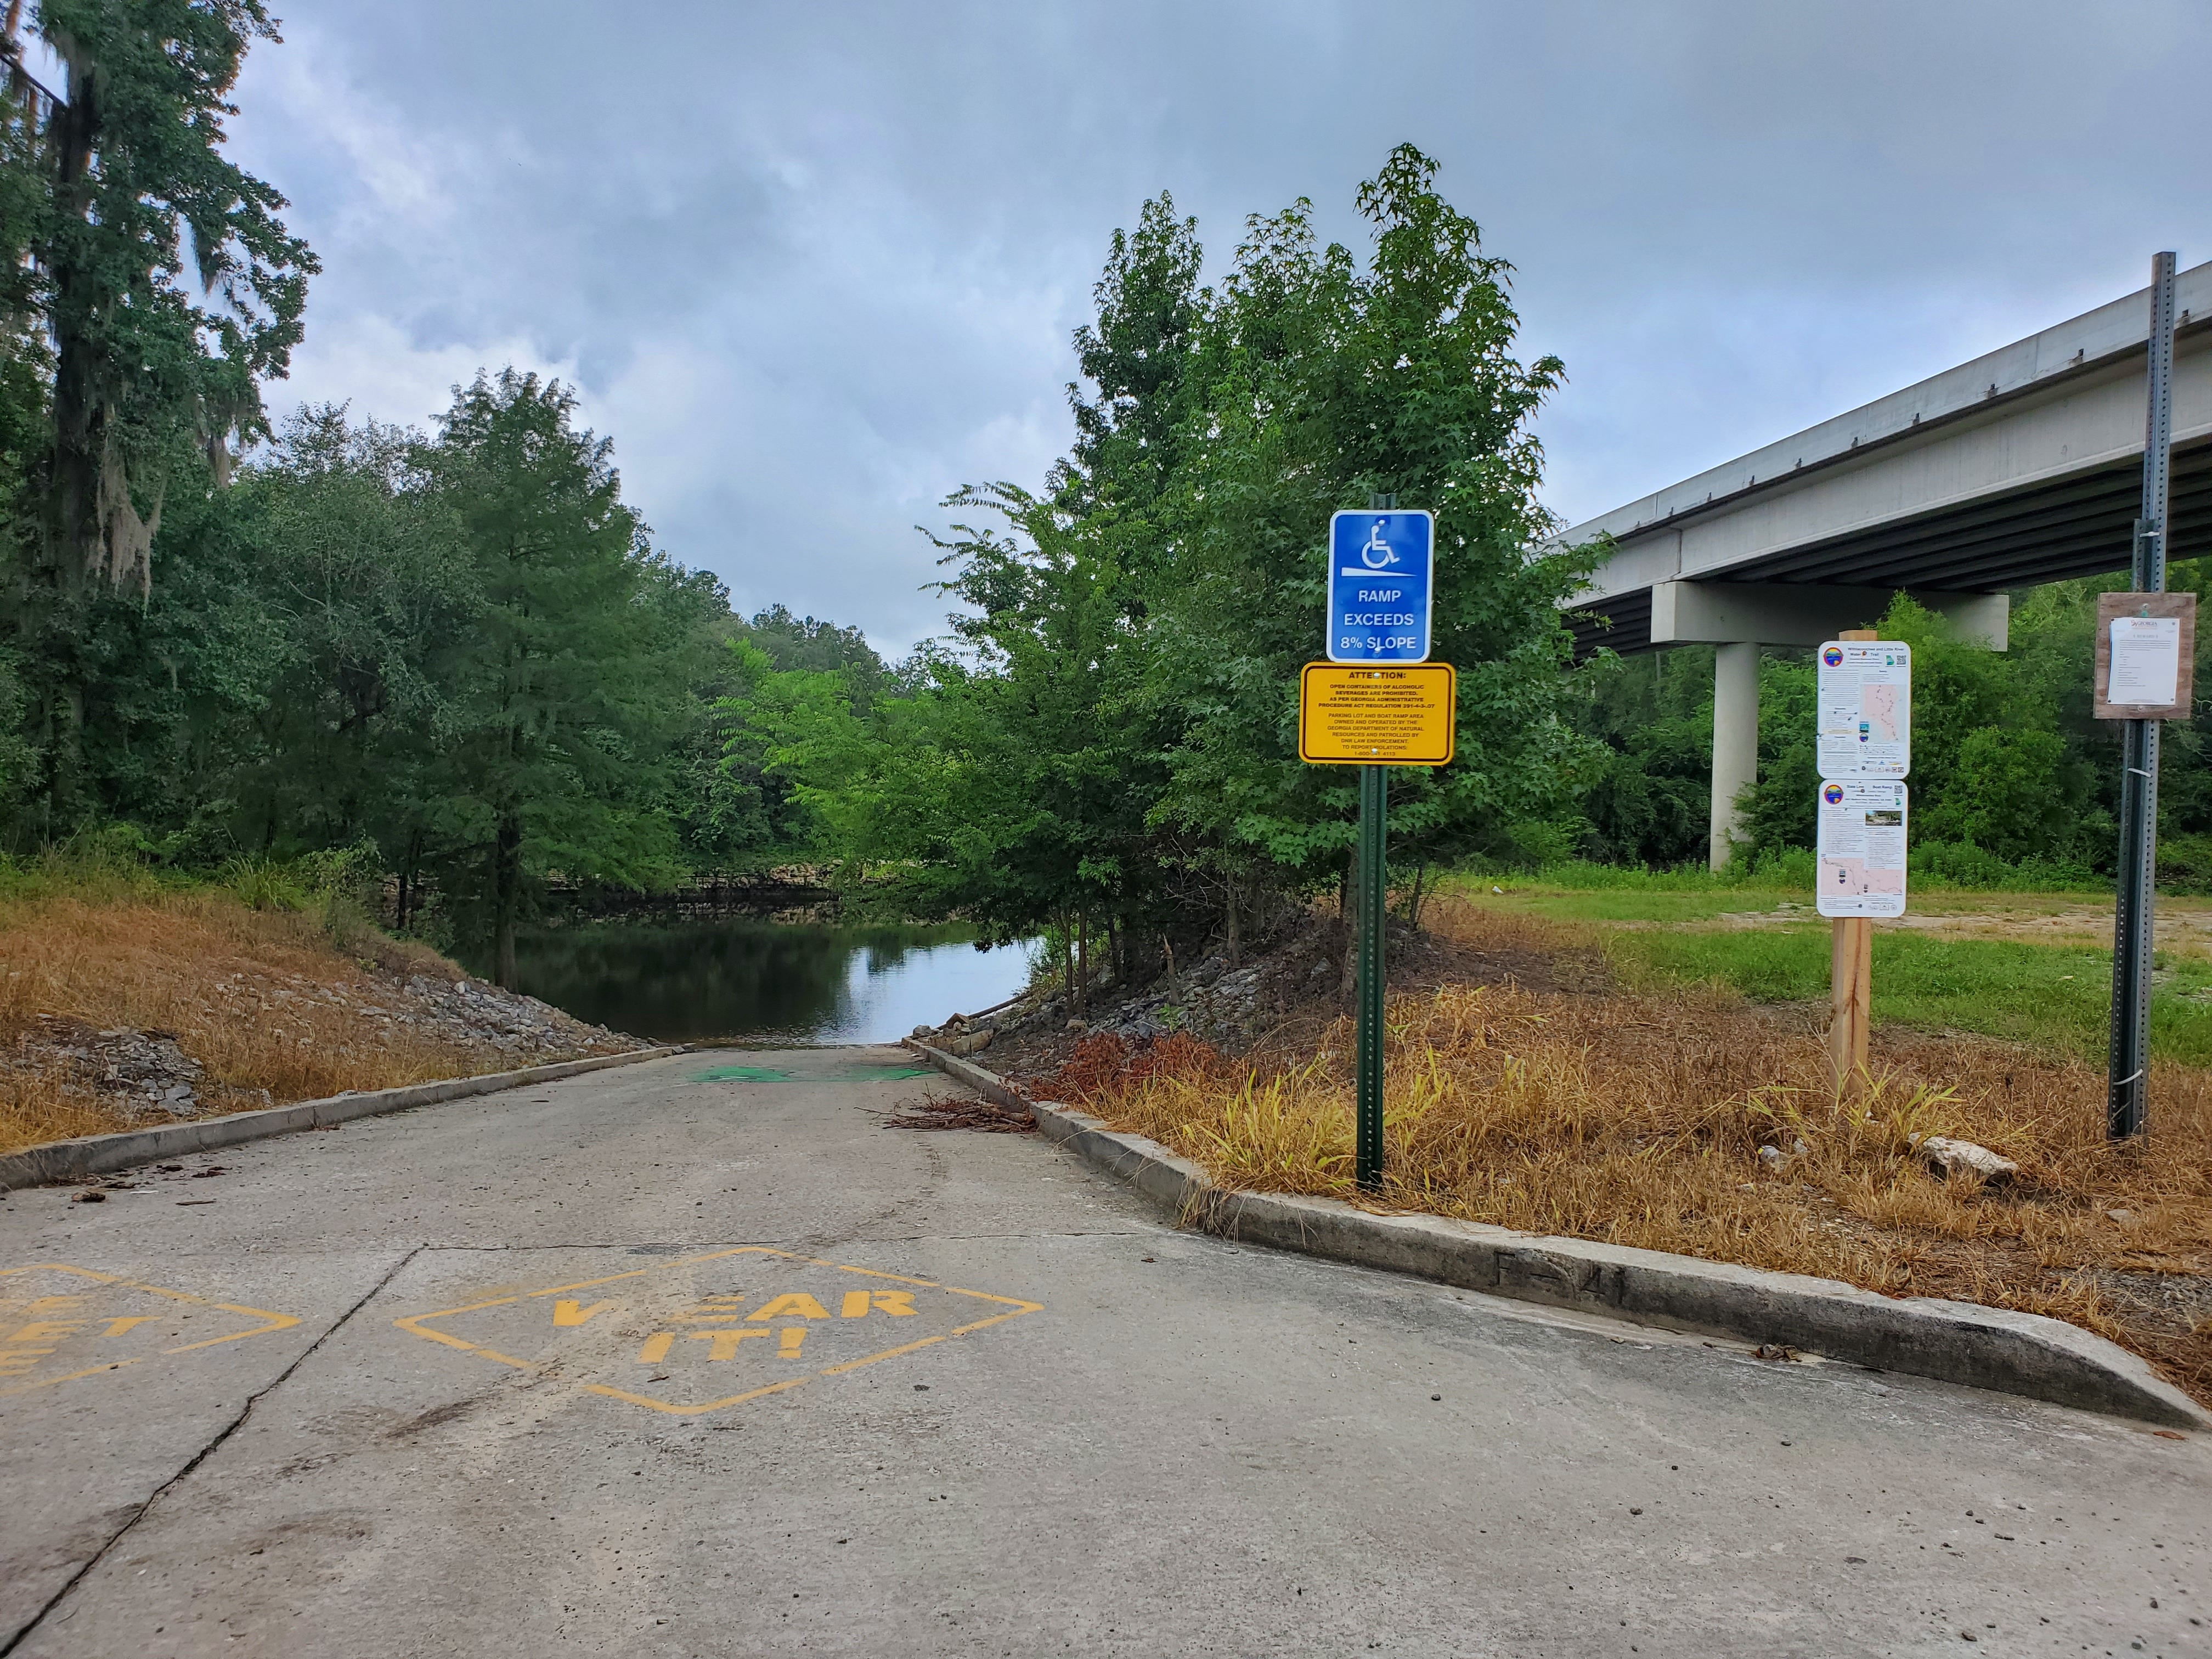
[7,1321,86,1344]
[834,1289,917,1318]
[746,1293,830,1322]
[472,1348,534,1371]
[402,1324,478,1353]
[393,1245,795,1345]
[815,1302,1042,1376]
[582,1376,811,1416]
[99,1316,155,1338]
[689,1328,771,1361]
[391,1245,1045,1418]
[829,1263,940,1288]
[944,1287,1047,1312]
[0,1263,300,1399]
[552,1299,618,1328]
[819,1332,952,1373]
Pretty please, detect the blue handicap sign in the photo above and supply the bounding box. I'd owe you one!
[1326,510,1433,663]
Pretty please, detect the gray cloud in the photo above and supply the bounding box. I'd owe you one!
[235,0,2212,652]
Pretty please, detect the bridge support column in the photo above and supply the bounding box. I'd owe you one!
[1710,642,1760,870]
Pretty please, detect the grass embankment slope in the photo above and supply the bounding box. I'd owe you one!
[0,859,623,1158]
[1052,865,2212,1405]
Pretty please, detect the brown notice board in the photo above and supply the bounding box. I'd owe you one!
[2094,590,2198,721]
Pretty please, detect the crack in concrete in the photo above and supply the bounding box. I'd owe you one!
[0,1245,427,1657]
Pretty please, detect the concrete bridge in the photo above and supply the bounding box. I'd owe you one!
[1559,259,2211,867]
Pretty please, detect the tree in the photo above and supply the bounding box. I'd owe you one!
[418,371,691,985]
[19,0,313,591]
[223,407,472,893]
[1144,146,1596,904]
[778,146,1598,984]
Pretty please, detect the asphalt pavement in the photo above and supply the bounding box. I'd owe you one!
[1,1046,2205,1658]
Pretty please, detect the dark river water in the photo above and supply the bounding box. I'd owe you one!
[479,921,1038,1045]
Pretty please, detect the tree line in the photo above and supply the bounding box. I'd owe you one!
[0,2,907,979]
[0,0,1603,992]
[52,3,2149,996]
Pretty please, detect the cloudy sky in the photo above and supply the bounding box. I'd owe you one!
[221,1,2210,654]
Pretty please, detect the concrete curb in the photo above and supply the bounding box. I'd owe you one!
[904,1038,2210,1431]
[0,1046,685,1190]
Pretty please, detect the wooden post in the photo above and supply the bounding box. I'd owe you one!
[1829,905,1872,1098]
[1830,627,1878,1098]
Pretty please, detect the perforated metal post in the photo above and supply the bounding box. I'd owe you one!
[2108,252,2178,1141]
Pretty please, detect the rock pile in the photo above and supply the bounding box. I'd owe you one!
[12,1017,222,1123]
[914,952,1276,1058]
[393,974,633,1060]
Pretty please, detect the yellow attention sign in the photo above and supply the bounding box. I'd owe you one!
[1299,662,1457,766]
[394,1245,1042,1418]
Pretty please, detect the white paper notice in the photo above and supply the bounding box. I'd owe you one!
[1816,780,1909,918]
[2108,616,2181,707]
[1816,641,1911,780]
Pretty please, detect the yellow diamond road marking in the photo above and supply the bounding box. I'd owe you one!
[0,1263,301,1400]
[393,1245,1043,1417]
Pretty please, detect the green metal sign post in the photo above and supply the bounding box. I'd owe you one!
[1355,761,1388,1190]
[1353,487,1399,1194]
[1306,490,1453,1194]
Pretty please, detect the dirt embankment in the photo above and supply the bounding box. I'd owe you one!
[0,890,640,1157]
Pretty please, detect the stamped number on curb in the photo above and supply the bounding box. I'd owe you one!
[393,1246,1043,1417]
[0,1262,302,1400]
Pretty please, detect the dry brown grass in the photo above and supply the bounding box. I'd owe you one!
[0,1065,138,1150]
[1065,907,2212,1406]
[0,890,516,1157]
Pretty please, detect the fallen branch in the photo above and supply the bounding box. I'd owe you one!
[880,1094,1036,1134]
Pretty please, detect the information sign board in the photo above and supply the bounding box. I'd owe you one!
[1298,663,1455,765]
[1816,780,1909,917]
[1816,640,1911,779]
[2093,590,2197,721]
[1326,510,1434,663]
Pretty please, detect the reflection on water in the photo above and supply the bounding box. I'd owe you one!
[488,921,1038,1045]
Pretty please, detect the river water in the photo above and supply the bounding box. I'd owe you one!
[487,921,1039,1046]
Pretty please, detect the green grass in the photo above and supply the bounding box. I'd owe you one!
[1440,859,2212,1065]
[1599,913,2212,1065]
[1439,865,1807,924]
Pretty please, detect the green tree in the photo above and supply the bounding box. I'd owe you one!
[22,0,313,590]
[419,371,691,984]
[1146,145,1594,900]
[780,145,1597,984]
[1573,646,1713,867]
